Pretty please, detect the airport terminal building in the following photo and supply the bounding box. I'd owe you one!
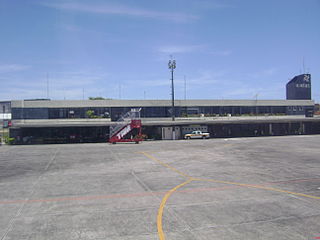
[2,73,319,144]
[0,101,11,128]
[10,99,315,120]
[8,98,319,144]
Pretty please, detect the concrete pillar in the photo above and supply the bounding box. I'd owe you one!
[288,122,291,134]
[269,123,273,135]
[301,122,305,134]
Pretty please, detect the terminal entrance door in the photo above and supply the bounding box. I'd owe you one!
[161,127,181,140]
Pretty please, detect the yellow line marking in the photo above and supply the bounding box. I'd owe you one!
[139,152,192,178]
[139,151,320,240]
[157,179,193,240]
[139,152,320,200]
[254,185,320,200]
[193,178,320,200]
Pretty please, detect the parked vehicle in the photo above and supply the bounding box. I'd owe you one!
[184,130,210,139]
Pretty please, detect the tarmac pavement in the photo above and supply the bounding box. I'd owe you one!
[0,135,320,239]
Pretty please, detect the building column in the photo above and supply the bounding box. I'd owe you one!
[300,122,305,134]
[269,123,273,135]
[288,122,291,134]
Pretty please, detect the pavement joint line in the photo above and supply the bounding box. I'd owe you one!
[139,152,320,200]
[0,148,318,239]
[131,170,154,192]
[1,148,60,240]
[139,152,192,179]
[264,178,320,185]
[138,151,320,240]
[2,179,319,206]
[1,178,319,206]
[107,145,122,163]
[0,185,237,205]
[191,213,320,231]
[107,149,196,238]
[134,154,200,240]
[194,178,320,200]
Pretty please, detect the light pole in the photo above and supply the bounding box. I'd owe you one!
[168,58,176,140]
[1,106,5,143]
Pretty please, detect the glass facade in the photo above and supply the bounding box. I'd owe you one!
[11,105,310,120]
[48,107,110,119]
[12,108,48,119]
[12,107,110,119]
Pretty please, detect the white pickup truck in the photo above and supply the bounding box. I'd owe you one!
[184,131,210,139]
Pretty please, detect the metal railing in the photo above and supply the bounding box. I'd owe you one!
[109,108,141,137]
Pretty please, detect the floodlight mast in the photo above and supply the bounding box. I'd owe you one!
[168,59,176,140]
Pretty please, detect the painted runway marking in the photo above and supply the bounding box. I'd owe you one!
[139,151,320,240]
[265,178,320,185]
[0,185,242,205]
[140,152,320,200]
[157,179,193,240]
[3,178,319,206]
[140,152,192,178]
[194,178,320,200]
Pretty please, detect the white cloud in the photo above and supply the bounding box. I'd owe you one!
[0,64,30,73]
[56,23,127,44]
[42,2,198,23]
[0,69,112,100]
[187,70,228,85]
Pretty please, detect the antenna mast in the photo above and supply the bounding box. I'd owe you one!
[184,75,186,101]
[46,72,49,99]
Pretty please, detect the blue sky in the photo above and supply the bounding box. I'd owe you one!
[0,0,319,102]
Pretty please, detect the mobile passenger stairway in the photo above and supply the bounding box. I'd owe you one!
[109,108,143,144]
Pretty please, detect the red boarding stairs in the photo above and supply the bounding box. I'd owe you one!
[109,108,143,144]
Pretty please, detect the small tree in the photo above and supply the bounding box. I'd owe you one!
[86,110,95,118]
[88,97,113,100]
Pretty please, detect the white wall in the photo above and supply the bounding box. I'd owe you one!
[161,127,181,140]
[0,113,11,119]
